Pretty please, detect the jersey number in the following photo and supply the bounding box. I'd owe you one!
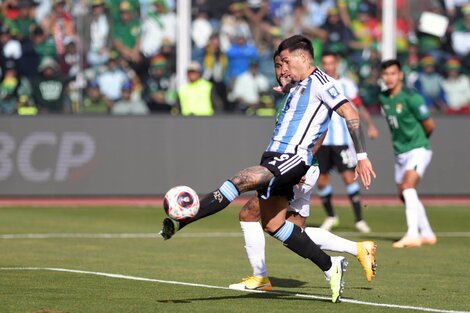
[387,115,399,129]
[268,154,289,166]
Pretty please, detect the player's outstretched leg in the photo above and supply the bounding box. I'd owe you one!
[305,227,377,282]
[356,241,377,282]
[159,180,240,240]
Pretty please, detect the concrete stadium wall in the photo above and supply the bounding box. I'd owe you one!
[0,116,468,196]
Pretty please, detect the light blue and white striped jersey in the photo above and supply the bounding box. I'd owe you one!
[266,68,349,164]
[324,76,360,146]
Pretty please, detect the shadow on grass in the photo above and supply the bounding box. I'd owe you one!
[269,276,307,288]
[156,291,332,304]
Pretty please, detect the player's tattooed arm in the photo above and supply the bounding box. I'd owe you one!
[346,118,367,153]
[230,166,274,193]
[336,103,367,153]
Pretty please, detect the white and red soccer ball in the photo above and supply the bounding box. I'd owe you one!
[163,185,200,221]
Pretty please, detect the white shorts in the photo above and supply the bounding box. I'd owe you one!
[288,165,319,217]
[394,147,432,184]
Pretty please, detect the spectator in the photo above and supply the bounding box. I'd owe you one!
[82,0,112,68]
[0,59,20,114]
[177,61,215,116]
[350,2,381,66]
[229,59,269,114]
[59,37,85,76]
[112,81,149,114]
[202,34,229,111]
[444,0,469,21]
[81,80,112,114]
[415,3,448,64]
[0,26,22,67]
[29,57,74,113]
[107,0,140,22]
[142,54,177,113]
[282,1,325,39]
[43,0,76,62]
[31,25,56,63]
[1,0,20,21]
[112,1,144,78]
[225,33,258,84]
[191,7,213,53]
[318,7,354,58]
[10,0,37,41]
[16,94,38,115]
[140,0,176,58]
[267,0,297,27]
[34,0,53,24]
[306,0,335,28]
[414,55,448,113]
[96,52,129,102]
[451,4,470,64]
[441,58,470,114]
[219,2,252,52]
[243,0,270,47]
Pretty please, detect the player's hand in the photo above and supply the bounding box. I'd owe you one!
[354,158,376,190]
[368,125,379,140]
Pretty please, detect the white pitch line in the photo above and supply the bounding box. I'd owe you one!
[1,232,470,239]
[0,267,468,313]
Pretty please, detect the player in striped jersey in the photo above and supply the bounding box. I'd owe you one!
[316,52,379,233]
[228,52,376,292]
[159,35,376,303]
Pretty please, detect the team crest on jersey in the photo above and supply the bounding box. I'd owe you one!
[396,103,403,114]
[327,86,340,99]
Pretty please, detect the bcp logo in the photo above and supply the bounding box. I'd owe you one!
[0,131,96,182]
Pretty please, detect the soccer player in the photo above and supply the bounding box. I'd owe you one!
[316,52,379,233]
[228,52,377,292]
[160,35,376,302]
[379,59,436,248]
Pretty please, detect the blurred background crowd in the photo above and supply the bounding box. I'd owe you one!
[0,0,469,116]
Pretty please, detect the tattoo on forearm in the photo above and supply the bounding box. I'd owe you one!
[347,118,367,153]
[231,166,274,193]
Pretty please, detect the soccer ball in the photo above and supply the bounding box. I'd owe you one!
[163,185,200,221]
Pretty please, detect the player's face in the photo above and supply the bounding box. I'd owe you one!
[320,55,337,77]
[275,55,292,86]
[274,55,282,82]
[381,65,403,90]
[279,49,307,81]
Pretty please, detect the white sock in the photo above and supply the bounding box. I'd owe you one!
[402,188,420,237]
[240,221,266,277]
[412,191,434,237]
[305,227,357,256]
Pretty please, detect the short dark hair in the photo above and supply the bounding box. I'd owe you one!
[321,51,338,59]
[381,59,401,71]
[273,49,280,62]
[277,35,314,60]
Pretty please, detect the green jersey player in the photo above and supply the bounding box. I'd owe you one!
[379,59,436,248]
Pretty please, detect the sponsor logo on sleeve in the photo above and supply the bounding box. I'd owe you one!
[327,86,340,99]
[419,104,429,115]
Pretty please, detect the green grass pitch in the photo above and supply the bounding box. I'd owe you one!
[0,202,469,313]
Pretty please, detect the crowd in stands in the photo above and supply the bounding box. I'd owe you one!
[0,0,469,116]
